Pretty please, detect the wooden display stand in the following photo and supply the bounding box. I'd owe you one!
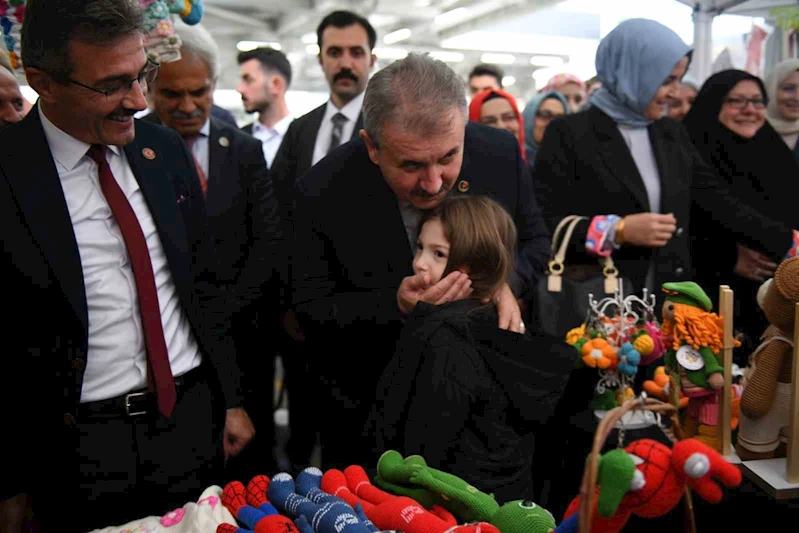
[718,286,740,464]
[739,301,799,499]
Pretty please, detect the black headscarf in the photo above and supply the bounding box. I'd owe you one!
[683,69,799,218]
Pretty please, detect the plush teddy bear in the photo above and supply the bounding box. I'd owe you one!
[736,257,799,460]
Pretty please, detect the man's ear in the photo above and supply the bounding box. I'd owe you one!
[24,67,57,104]
[360,129,380,166]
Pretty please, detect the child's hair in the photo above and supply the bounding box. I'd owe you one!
[419,195,517,300]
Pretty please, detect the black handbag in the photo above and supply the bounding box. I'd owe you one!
[535,215,633,338]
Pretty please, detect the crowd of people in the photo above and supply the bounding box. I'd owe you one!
[1,0,797,531]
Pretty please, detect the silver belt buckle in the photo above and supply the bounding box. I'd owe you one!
[125,391,149,416]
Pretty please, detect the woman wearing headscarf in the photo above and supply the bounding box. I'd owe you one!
[683,70,799,347]
[468,87,526,161]
[542,73,586,112]
[533,18,797,304]
[521,91,569,168]
[764,58,799,157]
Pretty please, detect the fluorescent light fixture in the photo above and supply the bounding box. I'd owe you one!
[435,7,470,27]
[414,0,431,5]
[301,32,317,44]
[429,51,465,63]
[502,76,516,87]
[481,53,515,65]
[530,55,565,67]
[237,41,281,52]
[306,44,320,55]
[368,14,399,28]
[384,28,412,45]
[374,47,409,60]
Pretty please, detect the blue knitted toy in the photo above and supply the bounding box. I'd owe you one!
[296,467,379,532]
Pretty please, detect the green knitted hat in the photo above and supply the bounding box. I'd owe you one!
[662,282,712,312]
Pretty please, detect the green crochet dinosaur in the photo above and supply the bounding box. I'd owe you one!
[376,450,558,533]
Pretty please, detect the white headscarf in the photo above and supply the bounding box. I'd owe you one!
[765,59,799,136]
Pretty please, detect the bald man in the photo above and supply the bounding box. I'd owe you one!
[0,66,25,129]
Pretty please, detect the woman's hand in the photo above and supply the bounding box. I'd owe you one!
[734,244,777,282]
[621,213,677,247]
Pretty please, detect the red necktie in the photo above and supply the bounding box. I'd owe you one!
[87,144,177,418]
[184,136,208,197]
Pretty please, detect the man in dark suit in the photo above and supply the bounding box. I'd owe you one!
[0,1,254,531]
[146,21,284,482]
[269,10,377,472]
[292,53,550,468]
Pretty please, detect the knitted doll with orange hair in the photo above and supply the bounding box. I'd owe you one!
[736,257,799,460]
[661,282,740,451]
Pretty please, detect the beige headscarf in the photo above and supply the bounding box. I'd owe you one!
[765,58,799,136]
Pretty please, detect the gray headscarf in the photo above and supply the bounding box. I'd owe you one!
[589,18,692,128]
[765,58,799,136]
[522,91,569,165]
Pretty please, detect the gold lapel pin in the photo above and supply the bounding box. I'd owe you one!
[457,180,469,193]
[142,148,156,160]
[219,136,230,147]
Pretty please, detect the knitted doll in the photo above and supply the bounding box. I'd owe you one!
[737,257,799,460]
[661,282,740,451]
[559,439,742,533]
[376,450,559,533]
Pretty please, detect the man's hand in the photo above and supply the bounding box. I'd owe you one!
[483,283,523,333]
[397,271,472,315]
[223,407,255,462]
[734,244,777,282]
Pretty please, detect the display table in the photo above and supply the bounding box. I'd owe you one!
[87,486,236,533]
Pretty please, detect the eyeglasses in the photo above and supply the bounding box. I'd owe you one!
[68,60,160,99]
[536,110,564,121]
[723,97,766,110]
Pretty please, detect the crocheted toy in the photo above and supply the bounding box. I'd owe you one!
[376,450,558,533]
[643,366,688,408]
[267,471,380,533]
[139,0,182,64]
[0,0,24,72]
[559,438,741,533]
[661,282,740,451]
[321,466,505,533]
[737,257,799,460]
[222,481,301,533]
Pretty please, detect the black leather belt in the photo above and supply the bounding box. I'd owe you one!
[77,366,204,419]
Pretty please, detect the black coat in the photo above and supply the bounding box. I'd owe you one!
[368,299,575,503]
[533,106,793,300]
[0,107,241,503]
[291,122,551,401]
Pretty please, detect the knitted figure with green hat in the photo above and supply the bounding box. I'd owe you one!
[660,281,738,451]
[376,450,559,533]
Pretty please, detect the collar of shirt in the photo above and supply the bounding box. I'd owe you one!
[198,118,210,138]
[39,101,121,171]
[323,90,365,125]
[253,114,293,138]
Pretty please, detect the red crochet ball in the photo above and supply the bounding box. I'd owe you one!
[622,440,683,518]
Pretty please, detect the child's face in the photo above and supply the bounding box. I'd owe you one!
[413,218,449,285]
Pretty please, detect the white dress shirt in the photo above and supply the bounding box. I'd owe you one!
[312,91,365,166]
[39,104,202,403]
[252,114,293,168]
[188,119,211,178]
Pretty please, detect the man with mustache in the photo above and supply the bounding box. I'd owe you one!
[292,53,551,469]
[267,9,377,473]
[0,51,26,129]
[145,20,284,483]
[0,1,255,531]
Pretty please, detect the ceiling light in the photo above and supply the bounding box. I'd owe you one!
[429,51,465,63]
[374,47,409,60]
[414,0,431,5]
[435,7,470,26]
[384,28,412,45]
[306,44,320,55]
[502,76,516,87]
[368,14,399,28]
[237,41,281,52]
[481,53,516,65]
[530,55,565,67]
[301,32,317,44]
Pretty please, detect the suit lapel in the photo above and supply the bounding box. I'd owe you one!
[350,112,364,140]
[592,109,650,211]
[207,119,230,217]
[363,159,414,270]
[300,104,326,174]
[4,107,88,329]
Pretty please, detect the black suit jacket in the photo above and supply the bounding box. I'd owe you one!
[142,114,285,315]
[533,106,793,296]
[291,122,550,401]
[0,107,241,500]
[270,102,364,227]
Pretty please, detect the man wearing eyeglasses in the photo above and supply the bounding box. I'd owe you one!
[0,1,254,531]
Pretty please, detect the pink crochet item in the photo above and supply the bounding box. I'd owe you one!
[159,508,186,527]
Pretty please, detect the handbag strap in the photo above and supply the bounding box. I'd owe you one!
[550,215,582,258]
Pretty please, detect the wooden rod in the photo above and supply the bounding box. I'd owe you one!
[787,302,799,483]
[719,285,733,457]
